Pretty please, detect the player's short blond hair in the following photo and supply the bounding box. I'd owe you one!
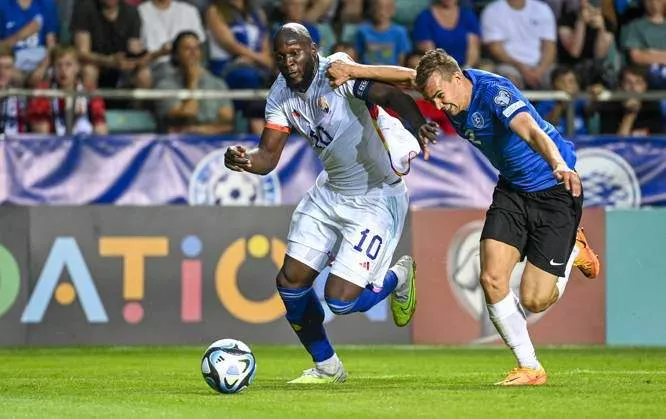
[415,49,462,92]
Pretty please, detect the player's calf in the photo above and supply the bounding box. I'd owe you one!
[324,270,399,315]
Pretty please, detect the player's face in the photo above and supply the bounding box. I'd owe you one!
[422,71,464,115]
[274,40,316,91]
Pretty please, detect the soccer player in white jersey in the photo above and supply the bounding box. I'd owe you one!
[224,23,437,384]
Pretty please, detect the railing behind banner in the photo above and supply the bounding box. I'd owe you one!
[1,88,665,136]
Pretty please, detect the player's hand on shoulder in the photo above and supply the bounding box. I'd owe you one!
[553,162,581,197]
[224,145,252,172]
[326,60,353,88]
[417,121,439,160]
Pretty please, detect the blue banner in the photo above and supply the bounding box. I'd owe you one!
[1,134,665,207]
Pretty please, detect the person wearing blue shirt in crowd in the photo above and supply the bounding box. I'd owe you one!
[412,0,480,67]
[326,48,600,386]
[0,0,58,81]
[536,65,589,135]
[354,0,411,65]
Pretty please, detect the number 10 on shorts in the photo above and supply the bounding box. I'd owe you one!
[353,229,383,260]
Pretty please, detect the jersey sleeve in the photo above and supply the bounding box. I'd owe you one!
[487,82,529,128]
[264,84,291,134]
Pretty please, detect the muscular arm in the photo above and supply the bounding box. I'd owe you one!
[365,81,427,134]
[328,60,416,88]
[236,127,290,175]
[509,112,567,170]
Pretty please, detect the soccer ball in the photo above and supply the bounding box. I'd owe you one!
[201,339,257,394]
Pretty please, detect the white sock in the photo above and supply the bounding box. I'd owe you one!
[316,353,340,374]
[556,245,580,301]
[487,291,541,370]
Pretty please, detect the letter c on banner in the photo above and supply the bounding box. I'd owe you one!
[215,236,286,323]
[0,244,20,319]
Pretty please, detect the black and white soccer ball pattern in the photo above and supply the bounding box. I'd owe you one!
[201,339,256,394]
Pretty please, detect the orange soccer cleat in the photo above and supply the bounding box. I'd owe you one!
[494,367,548,386]
[573,227,601,279]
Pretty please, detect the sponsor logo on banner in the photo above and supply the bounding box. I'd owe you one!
[447,221,546,342]
[189,149,281,206]
[0,235,287,325]
[576,148,641,208]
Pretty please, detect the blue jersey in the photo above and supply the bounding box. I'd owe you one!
[448,69,576,192]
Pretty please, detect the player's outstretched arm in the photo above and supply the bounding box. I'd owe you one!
[365,82,438,160]
[509,112,581,197]
[327,61,416,89]
[224,126,289,175]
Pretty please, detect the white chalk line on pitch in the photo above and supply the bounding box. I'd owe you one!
[351,370,666,379]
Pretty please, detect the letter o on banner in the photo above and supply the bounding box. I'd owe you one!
[216,237,286,323]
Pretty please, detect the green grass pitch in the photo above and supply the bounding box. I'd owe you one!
[1,346,666,417]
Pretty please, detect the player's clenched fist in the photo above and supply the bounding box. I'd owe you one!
[224,145,252,172]
[326,60,352,88]
[417,121,439,160]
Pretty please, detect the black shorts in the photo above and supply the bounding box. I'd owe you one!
[481,178,583,277]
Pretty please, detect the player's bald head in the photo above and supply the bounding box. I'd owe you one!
[274,23,313,49]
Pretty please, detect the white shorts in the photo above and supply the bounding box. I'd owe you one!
[286,175,409,289]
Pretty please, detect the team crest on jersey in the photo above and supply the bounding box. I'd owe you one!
[471,112,485,129]
[318,96,330,113]
[188,149,281,206]
[493,89,511,107]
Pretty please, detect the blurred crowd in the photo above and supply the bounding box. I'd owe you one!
[0,0,664,137]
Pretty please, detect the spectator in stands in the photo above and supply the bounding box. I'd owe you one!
[481,0,557,89]
[0,0,58,85]
[138,0,205,84]
[331,41,358,61]
[70,0,153,92]
[272,0,321,45]
[557,0,617,89]
[413,0,480,68]
[595,66,665,135]
[155,31,235,135]
[621,0,666,89]
[28,46,108,135]
[536,65,590,135]
[303,0,337,23]
[354,0,411,65]
[206,0,272,134]
[0,45,28,135]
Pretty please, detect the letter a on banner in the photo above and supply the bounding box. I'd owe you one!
[21,237,109,323]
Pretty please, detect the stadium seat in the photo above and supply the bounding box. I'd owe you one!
[105,109,157,134]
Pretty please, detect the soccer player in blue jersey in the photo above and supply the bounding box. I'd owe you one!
[326,49,600,386]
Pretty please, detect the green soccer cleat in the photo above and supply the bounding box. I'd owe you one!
[390,255,417,327]
[287,364,347,384]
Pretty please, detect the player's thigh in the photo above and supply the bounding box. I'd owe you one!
[282,196,339,288]
[519,261,558,311]
[479,239,522,296]
[480,181,529,261]
[329,192,409,291]
[524,184,583,277]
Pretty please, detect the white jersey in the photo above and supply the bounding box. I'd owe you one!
[265,53,403,196]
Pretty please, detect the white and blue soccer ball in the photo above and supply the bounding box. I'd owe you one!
[201,339,256,394]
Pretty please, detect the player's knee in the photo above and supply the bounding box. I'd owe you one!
[521,295,550,313]
[276,267,307,289]
[479,271,508,296]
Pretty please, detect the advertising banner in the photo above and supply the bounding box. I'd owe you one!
[2,135,665,208]
[411,207,606,345]
[0,207,411,346]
